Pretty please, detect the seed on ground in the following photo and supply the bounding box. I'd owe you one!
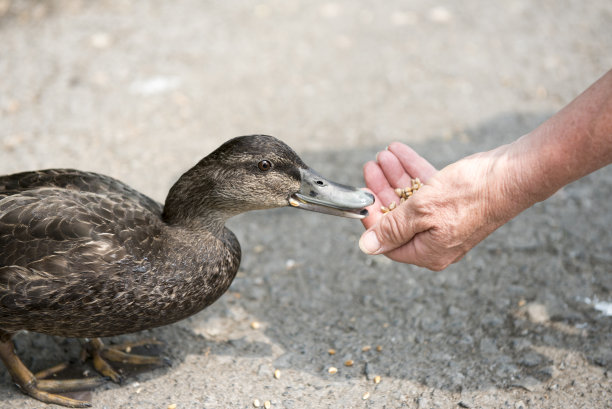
[250,321,261,329]
[264,401,271,409]
[344,359,354,367]
[168,404,177,409]
[362,392,370,400]
[274,369,281,379]
[253,399,261,408]
[361,345,371,352]
[374,375,381,384]
[376,345,383,352]
[328,348,336,355]
[328,366,338,374]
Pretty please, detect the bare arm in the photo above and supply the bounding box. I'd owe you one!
[359,69,612,270]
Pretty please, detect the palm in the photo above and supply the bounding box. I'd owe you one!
[361,142,437,230]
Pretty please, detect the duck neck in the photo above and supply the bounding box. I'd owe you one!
[161,165,238,235]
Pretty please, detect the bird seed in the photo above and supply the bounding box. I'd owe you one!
[381,178,422,213]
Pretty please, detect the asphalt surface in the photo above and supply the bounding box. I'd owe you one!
[1,1,611,408]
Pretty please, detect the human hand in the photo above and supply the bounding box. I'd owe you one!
[359,142,522,270]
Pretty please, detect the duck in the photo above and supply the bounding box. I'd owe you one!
[0,135,374,407]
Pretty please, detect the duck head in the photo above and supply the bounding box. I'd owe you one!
[162,135,374,228]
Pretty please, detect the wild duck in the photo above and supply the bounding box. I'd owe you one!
[0,135,374,407]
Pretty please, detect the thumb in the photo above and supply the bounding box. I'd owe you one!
[359,205,416,255]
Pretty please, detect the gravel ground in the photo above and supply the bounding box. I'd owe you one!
[1,1,611,408]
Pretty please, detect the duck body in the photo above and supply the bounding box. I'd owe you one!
[0,135,373,407]
[0,169,240,338]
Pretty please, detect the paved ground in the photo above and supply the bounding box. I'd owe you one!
[1,0,611,408]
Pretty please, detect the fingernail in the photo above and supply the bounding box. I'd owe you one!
[359,231,381,254]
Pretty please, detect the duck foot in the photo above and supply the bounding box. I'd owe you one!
[0,339,103,408]
[82,338,167,384]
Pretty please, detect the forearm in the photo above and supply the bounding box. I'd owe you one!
[509,69,612,205]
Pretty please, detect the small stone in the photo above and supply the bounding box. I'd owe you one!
[90,32,112,49]
[515,400,526,409]
[526,303,549,324]
[428,6,452,23]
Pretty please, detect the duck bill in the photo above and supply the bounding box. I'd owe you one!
[288,168,375,219]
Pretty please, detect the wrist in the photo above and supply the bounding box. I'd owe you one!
[481,140,543,228]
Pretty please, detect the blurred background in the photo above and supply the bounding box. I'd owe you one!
[1,0,610,198]
[1,1,611,408]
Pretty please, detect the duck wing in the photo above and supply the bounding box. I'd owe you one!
[0,186,167,334]
[0,169,162,215]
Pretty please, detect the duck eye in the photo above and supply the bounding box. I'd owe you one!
[258,160,272,172]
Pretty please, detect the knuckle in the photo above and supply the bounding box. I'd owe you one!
[378,212,407,245]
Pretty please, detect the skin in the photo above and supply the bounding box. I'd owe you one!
[359,69,612,271]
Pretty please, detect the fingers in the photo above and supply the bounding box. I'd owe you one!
[376,150,414,190]
[359,201,421,255]
[360,143,444,266]
[360,188,382,230]
[362,161,400,206]
[387,142,437,182]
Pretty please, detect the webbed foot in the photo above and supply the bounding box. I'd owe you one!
[82,338,167,384]
[0,339,103,408]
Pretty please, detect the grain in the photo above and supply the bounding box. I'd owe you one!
[362,392,370,400]
[374,375,381,384]
[274,369,281,379]
[344,359,354,367]
[328,348,336,355]
[328,366,338,374]
[250,321,261,329]
[253,399,261,408]
[381,178,423,213]
[264,400,271,409]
